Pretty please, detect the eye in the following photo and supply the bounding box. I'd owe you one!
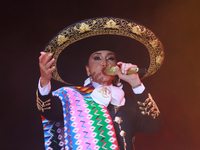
[94,56,101,60]
[107,57,116,61]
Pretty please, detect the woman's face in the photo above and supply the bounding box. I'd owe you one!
[86,50,117,86]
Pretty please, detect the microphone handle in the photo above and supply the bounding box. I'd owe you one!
[104,66,147,75]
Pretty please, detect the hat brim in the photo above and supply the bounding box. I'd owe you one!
[44,17,164,85]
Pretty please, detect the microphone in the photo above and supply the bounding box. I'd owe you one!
[102,66,147,75]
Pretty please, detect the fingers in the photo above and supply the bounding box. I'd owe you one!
[39,52,46,63]
[49,66,56,72]
[39,52,56,85]
[46,58,55,69]
[39,52,53,65]
[116,62,141,87]
[117,62,138,75]
[39,52,55,69]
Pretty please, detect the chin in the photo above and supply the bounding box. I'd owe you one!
[100,75,115,84]
[92,72,114,85]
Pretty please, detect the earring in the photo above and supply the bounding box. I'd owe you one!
[113,76,121,86]
[89,76,93,85]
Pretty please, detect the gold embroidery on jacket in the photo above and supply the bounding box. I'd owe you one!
[36,90,51,112]
[132,136,136,150]
[138,93,160,119]
[114,105,121,114]
[114,116,127,150]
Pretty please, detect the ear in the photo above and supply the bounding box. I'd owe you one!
[85,65,91,76]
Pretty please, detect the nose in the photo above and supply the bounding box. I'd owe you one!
[102,59,108,67]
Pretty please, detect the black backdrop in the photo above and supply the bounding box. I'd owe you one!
[1,0,200,149]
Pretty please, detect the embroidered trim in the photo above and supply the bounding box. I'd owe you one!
[36,90,51,112]
[138,93,160,119]
[132,136,135,150]
[98,86,111,98]
[114,105,120,114]
[114,116,127,150]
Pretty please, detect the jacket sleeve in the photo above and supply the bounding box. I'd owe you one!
[134,89,163,134]
[36,89,63,121]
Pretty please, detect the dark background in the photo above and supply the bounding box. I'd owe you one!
[1,0,200,149]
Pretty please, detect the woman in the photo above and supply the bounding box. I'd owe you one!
[36,17,164,150]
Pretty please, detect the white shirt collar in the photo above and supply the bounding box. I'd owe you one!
[83,77,125,107]
[83,77,123,89]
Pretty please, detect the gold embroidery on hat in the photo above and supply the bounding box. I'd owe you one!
[104,19,119,29]
[74,23,91,33]
[44,17,165,84]
[149,39,158,48]
[156,51,164,64]
[128,24,146,36]
[98,87,111,98]
[57,35,69,46]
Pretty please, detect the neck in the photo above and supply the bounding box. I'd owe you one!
[92,81,112,88]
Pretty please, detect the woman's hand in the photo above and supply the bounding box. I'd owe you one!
[39,52,55,87]
[116,62,141,88]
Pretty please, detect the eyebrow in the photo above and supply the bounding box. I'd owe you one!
[92,52,115,56]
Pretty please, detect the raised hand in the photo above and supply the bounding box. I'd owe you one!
[39,52,55,87]
[116,62,141,88]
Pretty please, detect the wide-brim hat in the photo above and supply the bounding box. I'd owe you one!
[44,17,164,85]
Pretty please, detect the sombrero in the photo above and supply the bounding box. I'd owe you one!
[44,17,164,85]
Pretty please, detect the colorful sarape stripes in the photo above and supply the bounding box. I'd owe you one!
[42,86,119,150]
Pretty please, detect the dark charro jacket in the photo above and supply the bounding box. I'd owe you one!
[37,83,162,150]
